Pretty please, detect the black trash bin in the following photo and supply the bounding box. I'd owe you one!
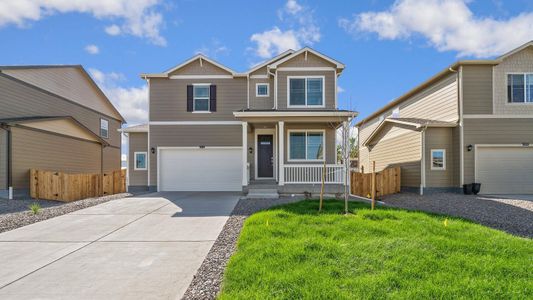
[472,183,481,195]
[463,184,473,195]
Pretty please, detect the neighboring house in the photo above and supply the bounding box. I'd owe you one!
[123,48,356,195]
[357,41,533,195]
[0,65,125,198]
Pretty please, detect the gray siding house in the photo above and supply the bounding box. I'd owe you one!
[123,48,357,195]
[0,66,125,198]
[357,41,533,195]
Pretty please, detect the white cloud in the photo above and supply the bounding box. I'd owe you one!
[339,0,533,58]
[337,86,345,93]
[250,0,320,59]
[285,0,302,15]
[0,0,166,46]
[89,68,148,125]
[105,24,121,35]
[85,44,100,55]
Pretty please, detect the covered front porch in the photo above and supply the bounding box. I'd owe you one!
[234,110,356,194]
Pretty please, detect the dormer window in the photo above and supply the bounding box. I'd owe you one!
[288,76,324,107]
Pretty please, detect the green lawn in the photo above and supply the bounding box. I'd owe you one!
[219,200,532,299]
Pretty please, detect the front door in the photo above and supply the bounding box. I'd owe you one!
[257,134,274,178]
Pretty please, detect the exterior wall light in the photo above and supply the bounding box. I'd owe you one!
[467,145,473,152]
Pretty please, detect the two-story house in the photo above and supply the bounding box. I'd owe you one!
[122,48,357,196]
[0,65,125,198]
[357,41,533,195]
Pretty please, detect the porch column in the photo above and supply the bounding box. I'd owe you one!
[278,121,285,185]
[242,122,248,186]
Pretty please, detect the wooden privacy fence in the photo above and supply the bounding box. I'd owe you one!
[351,166,401,198]
[30,169,126,202]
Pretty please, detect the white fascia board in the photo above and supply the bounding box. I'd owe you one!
[149,121,242,125]
[233,111,357,117]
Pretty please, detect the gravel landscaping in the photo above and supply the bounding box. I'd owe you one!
[182,196,306,300]
[0,193,131,234]
[382,192,533,238]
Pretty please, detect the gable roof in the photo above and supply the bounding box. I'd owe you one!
[245,49,295,74]
[356,40,533,127]
[268,47,345,70]
[119,123,148,133]
[363,118,457,146]
[141,54,238,78]
[0,116,109,145]
[0,65,126,123]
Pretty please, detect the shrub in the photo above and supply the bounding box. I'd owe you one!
[29,202,41,215]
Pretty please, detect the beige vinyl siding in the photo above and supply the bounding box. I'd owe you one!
[278,52,337,68]
[277,71,336,109]
[2,67,121,121]
[362,126,421,187]
[462,65,493,114]
[250,66,268,76]
[0,75,121,148]
[249,77,274,109]
[103,147,121,172]
[358,118,383,148]
[128,133,148,186]
[148,124,242,185]
[424,128,455,187]
[247,131,255,180]
[149,78,247,121]
[493,47,533,115]
[451,126,461,187]
[22,119,99,142]
[169,59,232,76]
[397,73,458,121]
[11,127,102,189]
[0,129,6,189]
[284,123,336,164]
[463,118,533,183]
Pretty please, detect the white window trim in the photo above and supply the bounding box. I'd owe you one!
[134,152,147,170]
[287,76,326,108]
[100,118,109,139]
[193,84,210,112]
[506,72,533,104]
[430,149,446,171]
[255,83,270,97]
[287,129,326,162]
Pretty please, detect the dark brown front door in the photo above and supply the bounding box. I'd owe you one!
[257,135,274,178]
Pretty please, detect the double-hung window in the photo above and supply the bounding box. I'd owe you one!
[288,130,325,161]
[134,152,147,170]
[288,77,324,107]
[507,73,533,103]
[193,85,210,112]
[100,118,109,138]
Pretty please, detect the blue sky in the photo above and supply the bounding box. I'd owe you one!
[1,0,532,127]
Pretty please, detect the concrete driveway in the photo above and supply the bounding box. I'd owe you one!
[0,192,239,299]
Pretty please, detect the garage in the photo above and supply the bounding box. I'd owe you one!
[476,146,533,194]
[158,147,242,191]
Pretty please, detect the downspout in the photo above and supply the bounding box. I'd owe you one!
[101,144,104,196]
[246,74,250,109]
[420,124,428,196]
[268,67,277,109]
[449,66,462,187]
[1,125,13,199]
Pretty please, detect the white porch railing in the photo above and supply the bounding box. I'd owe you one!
[283,164,345,184]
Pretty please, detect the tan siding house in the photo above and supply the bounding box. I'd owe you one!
[126,48,356,195]
[0,66,124,198]
[357,41,533,195]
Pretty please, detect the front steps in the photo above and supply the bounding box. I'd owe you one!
[246,188,280,199]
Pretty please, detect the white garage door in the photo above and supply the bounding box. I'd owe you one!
[476,146,533,194]
[159,148,242,191]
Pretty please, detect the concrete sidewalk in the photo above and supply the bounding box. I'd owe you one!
[0,192,239,299]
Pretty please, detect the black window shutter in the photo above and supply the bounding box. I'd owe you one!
[210,85,217,112]
[186,85,193,112]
